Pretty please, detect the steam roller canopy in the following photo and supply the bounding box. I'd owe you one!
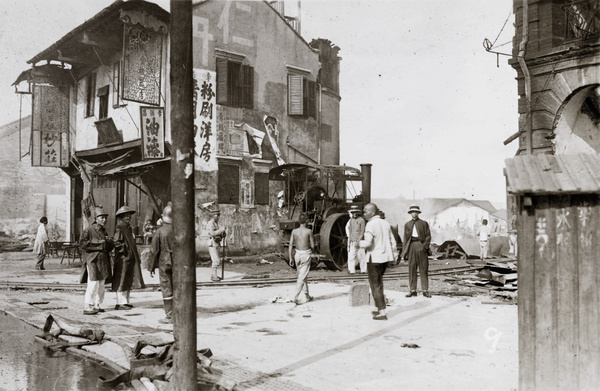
[319,213,350,271]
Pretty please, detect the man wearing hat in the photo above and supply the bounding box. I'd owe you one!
[112,205,145,309]
[207,208,226,282]
[80,206,114,315]
[345,205,366,274]
[400,205,432,298]
[148,203,174,324]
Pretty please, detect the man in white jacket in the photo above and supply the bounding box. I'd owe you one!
[360,203,398,320]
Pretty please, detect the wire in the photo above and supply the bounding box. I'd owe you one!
[491,12,512,48]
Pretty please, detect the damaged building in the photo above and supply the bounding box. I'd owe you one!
[14,0,342,256]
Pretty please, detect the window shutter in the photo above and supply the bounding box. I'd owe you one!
[254,172,269,205]
[242,64,254,108]
[307,80,316,118]
[288,75,304,115]
[218,163,240,204]
[216,58,229,105]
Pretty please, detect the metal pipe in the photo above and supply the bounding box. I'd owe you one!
[360,163,372,204]
[170,0,197,389]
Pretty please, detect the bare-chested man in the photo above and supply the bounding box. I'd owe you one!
[289,213,315,304]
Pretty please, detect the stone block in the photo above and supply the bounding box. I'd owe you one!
[349,284,371,307]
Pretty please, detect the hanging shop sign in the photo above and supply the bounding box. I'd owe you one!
[140,106,165,159]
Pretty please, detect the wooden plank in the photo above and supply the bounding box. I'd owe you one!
[568,155,596,192]
[578,154,600,191]
[536,154,560,193]
[505,158,526,193]
[522,155,546,192]
[518,196,537,391]
[534,196,559,389]
[577,196,600,389]
[513,156,535,193]
[555,196,578,390]
[551,155,579,192]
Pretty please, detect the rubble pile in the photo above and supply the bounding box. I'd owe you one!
[445,260,518,302]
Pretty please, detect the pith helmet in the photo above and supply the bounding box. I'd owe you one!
[94,206,108,218]
[162,205,172,224]
[349,205,361,214]
[116,205,136,217]
[209,208,220,215]
[407,205,421,214]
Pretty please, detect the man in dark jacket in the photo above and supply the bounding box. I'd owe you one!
[148,204,174,324]
[112,205,145,310]
[400,205,432,298]
[80,206,114,315]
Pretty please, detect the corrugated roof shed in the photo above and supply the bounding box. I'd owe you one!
[505,154,600,195]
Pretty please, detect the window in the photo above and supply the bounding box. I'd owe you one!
[218,163,240,204]
[563,0,600,40]
[85,73,96,118]
[255,172,270,205]
[98,85,109,119]
[216,58,254,108]
[288,75,316,118]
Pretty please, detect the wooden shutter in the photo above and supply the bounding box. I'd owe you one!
[241,64,254,108]
[218,163,240,204]
[216,58,229,104]
[255,172,269,205]
[288,75,304,115]
[306,80,316,118]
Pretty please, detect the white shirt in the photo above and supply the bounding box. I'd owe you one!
[359,216,398,263]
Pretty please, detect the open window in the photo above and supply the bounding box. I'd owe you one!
[216,57,254,108]
[288,75,316,118]
[85,72,96,118]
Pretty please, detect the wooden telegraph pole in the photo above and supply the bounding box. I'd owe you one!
[170,0,197,389]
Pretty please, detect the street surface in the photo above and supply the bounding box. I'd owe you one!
[0,250,518,390]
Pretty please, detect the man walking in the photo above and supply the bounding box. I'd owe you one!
[80,207,113,315]
[207,208,226,282]
[400,205,432,298]
[360,203,398,320]
[345,205,366,274]
[112,205,145,310]
[33,216,49,271]
[289,213,315,305]
[148,204,174,324]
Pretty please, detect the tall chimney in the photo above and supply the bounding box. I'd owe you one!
[360,163,372,204]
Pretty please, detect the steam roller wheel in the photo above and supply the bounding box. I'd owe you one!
[319,213,350,271]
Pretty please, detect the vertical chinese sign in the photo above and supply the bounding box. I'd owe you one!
[140,107,165,159]
[32,81,69,167]
[122,24,162,105]
[193,69,217,171]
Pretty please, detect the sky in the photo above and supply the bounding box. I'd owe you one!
[0,0,517,206]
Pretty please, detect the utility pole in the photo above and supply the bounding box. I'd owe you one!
[170,1,197,389]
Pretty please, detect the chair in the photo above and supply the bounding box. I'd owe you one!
[60,242,82,265]
[48,241,62,258]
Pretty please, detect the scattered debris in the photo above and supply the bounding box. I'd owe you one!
[401,343,420,349]
[257,259,273,265]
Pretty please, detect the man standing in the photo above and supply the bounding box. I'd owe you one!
[478,219,491,260]
[80,207,113,315]
[345,205,366,274]
[359,203,398,321]
[112,205,145,310]
[400,205,432,298]
[33,216,49,271]
[289,213,315,305]
[148,204,174,324]
[207,208,226,282]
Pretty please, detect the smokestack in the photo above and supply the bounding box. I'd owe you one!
[360,163,372,204]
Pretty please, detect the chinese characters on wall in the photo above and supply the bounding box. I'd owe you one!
[140,107,165,159]
[193,69,217,171]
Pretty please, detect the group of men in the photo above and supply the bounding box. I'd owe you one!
[288,203,432,321]
[79,204,226,324]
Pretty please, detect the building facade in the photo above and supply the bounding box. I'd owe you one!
[508,0,600,155]
[18,0,341,256]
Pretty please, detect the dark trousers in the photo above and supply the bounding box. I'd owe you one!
[407,241,429,291]
[35,254,45,269]
[159,263,173,317]
[367,261,388,310]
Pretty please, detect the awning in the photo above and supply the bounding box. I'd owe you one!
[96,157,170,178]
